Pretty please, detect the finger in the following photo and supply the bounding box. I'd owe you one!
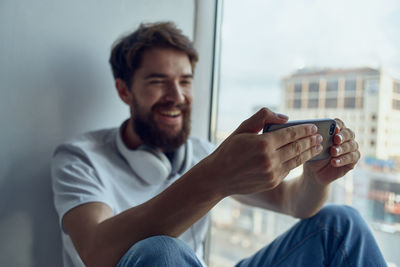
[282,145,323,171]
[331,150,361,167]
[334,127,355,145]
[334,118,345,130]
[265,124,318,149]
[330,140,359,157]
[278,134,323,162]
[234,108,288,135]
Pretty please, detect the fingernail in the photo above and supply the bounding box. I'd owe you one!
[317,135,323,143]
[315,145,323,153]
[335,147,341,154]
[335,159,341,165]
[276,113,288,119]
[311,125,318,133]
[337,134,343,143]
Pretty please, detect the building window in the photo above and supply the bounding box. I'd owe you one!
[344,97,356,108]
[393,99,400,110]
[294,83,302,98]
[308,98,318,108]
[371,114,377,121]
[294,99,302,109]
[326,80,338,97]
[371,127,376,134]
[370,140,376,147]
[365,79,379,94]
[309,82,319,97]
[393,82,400,94]
[325,98,338,108]
[345,79,357,93]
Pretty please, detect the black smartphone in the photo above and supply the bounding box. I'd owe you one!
[263,119,337,162]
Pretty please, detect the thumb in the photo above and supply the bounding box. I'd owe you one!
[234,108,288,135]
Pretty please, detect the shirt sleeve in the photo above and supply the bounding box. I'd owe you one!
[51,143,112,229]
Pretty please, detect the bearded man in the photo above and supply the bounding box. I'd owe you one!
[52,22,386,267]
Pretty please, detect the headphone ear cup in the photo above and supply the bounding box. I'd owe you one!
[131,148,171,185]
[115,128,172,185]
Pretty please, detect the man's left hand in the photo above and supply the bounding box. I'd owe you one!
[303,118,361,186]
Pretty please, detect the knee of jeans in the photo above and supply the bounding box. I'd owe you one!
[118,235,193,266]
[133,235,188,256]
[313,205,366,229]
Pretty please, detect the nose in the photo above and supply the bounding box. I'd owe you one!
[165,81,185,103]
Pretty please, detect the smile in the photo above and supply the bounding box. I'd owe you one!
[158,110,181,117]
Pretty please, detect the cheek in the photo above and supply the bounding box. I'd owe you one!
[184,88,193,103]
[138,88,163,105]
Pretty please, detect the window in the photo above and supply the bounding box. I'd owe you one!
[344,97,356,108]
[326,80,339,97]
[293,98,302,109]
[365,79,379,94]
[309,81,319,95]
[294,83,302,98]
[345,79,357,96]
[211,1,400,266]
[325,98,338,108]
[393,82,400,94]
[308,98,318,108]
[393,99,400,110]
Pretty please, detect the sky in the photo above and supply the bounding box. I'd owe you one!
[216,0,400,133]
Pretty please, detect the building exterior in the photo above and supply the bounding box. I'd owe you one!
[281,66,400,237]
[282,67,400,161]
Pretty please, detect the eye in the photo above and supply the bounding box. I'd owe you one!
[180,79,192,86]
[149,80,165,85]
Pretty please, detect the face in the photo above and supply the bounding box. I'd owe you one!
[128,48,193,152]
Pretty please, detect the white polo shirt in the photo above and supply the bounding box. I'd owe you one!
[51,125,215,267]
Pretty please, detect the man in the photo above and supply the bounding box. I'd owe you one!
[52,22,386,267]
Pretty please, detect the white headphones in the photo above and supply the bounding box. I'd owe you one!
[116,127,193,185]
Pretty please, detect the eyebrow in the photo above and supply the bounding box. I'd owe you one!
[144,73,193,79]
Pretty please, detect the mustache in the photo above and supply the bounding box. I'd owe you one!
[151,101,190,112]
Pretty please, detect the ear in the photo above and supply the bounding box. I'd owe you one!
[115,78,132,105]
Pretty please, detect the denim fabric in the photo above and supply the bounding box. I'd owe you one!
[117,235,203,267]
[117,205,387,267]
[236,205,387,267]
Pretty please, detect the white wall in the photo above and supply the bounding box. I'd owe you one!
[0,1,197,266]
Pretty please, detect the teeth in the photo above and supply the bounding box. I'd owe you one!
[160,110,181,117]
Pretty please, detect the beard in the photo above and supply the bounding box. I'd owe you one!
[131,98,191,152]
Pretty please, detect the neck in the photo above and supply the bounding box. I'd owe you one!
[122,118,143,150]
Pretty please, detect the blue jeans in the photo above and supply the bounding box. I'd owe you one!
[117,205,387,267]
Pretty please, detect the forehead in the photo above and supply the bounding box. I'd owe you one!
[137,48,193,77]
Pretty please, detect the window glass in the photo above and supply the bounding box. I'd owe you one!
[393,82,400,94]
[294,83,302,95]
[326,80,339,98]
[345,79,357,98]
[325,98,338,109]
[393,99,400,110]
[210,1,400,266]
[308,81,319,95]
[293,98,302,109]
[308,98,319,108]
[344,96,356,108]
[345,79,357,92]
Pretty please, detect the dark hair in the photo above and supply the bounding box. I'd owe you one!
[109,21,198,87]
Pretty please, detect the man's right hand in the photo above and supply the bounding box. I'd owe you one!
[206,108,323,197]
